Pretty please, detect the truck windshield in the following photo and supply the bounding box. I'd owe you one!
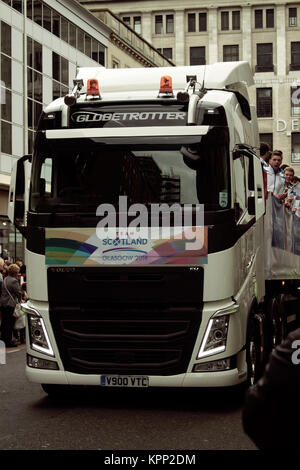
[30,126,230,213]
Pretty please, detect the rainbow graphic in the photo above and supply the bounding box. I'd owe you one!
[45,228,208,266]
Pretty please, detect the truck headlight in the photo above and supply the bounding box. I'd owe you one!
[21,304,54,357]
[197,305,238,359]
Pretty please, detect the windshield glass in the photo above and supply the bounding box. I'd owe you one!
[30,127,230,213]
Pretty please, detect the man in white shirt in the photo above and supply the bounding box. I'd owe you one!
[264,151,285,196]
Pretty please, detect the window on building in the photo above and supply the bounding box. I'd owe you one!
[52,10,60,38]
[266,9,274,28]
[255,10,263,28]
[157,48,173,60]
[112,59,119,69]
[27,37,43,135]
[122,17,131,27]
[61,18,69,43]
[232,11,240,30]
[1,21,11,57]
[199,13,207,31]
[33,40,43,73]
[33,0,42,27]
[292,133,300,163]
[190,46,205,65]
[69,23,76,48]
[221,12,229,30]
[291,42,300,70]
[289,8,297,27]
[155,15,163,34]
[1,54,11,90]
[223,45,239,62]
[1,87,12,122]
[133,16,141,34]
[27,0,33,20]
[52,52,68,86]
[256,43,273,72]
[85,34,92,58]
[166,15,174,34]
[291,86,300,116]
[188,13,196,32]
[77,29,84,54]
[259,133,273,150]
[12,0,23,13]
[257,88,273,117]
[43,4,52,33]
[1,120,11,155]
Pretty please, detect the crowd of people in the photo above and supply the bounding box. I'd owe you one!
[0,258,27,348]
[260,142,300,216]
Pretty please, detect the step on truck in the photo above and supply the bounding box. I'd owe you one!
[8,62,300,395]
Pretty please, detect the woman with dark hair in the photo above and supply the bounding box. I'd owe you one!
[0,264,22,347]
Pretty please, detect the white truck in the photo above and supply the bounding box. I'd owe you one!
[8,62,300,396]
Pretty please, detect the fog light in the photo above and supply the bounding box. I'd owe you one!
[27,354,58,370]
[193,357,235,372]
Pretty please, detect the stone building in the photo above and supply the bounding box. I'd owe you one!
[81,0,300,169]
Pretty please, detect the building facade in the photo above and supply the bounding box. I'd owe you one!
[81,0,300,170]
[0,0,173,259]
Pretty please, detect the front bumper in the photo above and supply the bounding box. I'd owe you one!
[26,366,247,388]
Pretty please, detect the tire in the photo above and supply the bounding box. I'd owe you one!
[246,314,264,386]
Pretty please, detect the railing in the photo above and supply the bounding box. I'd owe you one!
[93,10,174,67]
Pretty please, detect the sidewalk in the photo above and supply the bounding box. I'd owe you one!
[6,344,26,354]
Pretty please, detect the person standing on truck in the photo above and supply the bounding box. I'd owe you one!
[259,142,271,167]
[242,327,300,449]
[264,151,285,196]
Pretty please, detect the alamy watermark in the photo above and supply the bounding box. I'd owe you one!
[0,340,6,365]
[96,196,205,251]
[0,81,6,106]
[291,85,300,105]
[292,339,300,365]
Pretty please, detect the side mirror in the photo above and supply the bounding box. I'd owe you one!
[233,145,265,220]
[8,154,32,238]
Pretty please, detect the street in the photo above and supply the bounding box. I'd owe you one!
[0,347,256,451]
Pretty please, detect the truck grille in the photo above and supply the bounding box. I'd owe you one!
[48,267,203,375]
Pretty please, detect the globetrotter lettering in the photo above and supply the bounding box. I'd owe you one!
[71,111,186,123]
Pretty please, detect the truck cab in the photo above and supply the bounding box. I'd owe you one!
[9,62,268,394]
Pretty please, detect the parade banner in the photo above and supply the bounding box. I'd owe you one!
[265,194,300,279]
[45,226,208,266]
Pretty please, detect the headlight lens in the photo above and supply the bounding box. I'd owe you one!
[197,304,238,359]
[28,314,54,356]
[22,304,54,357]
[197,314,230,358]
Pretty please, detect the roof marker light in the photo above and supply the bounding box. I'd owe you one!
[159,75,173,96]
[87,78,101,98]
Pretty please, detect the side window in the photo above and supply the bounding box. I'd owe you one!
[40,158,53,197]
[233,156,248,221]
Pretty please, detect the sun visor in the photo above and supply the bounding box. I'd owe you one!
[45,126,210,140]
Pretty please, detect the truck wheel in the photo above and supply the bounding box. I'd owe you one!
[246,314,264,386]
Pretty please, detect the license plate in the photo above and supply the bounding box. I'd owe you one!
[100,375,149,388]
